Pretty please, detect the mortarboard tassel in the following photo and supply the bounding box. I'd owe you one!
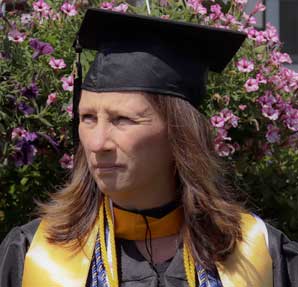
[73,36,82,148]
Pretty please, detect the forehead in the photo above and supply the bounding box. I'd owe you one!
[79,90,154,113]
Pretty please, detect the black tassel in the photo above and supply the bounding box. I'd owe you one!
[73,36,82,148]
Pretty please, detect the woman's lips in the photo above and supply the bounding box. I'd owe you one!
[93,164,125,173]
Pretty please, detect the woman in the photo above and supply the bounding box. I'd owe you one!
[1,8,298,287]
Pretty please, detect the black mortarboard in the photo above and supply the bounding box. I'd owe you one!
[73,8,246,144]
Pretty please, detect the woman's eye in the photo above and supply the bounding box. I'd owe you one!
[80,114,96,123]
[112,116,134,125]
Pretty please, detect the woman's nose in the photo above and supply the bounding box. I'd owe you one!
[87,123,115,153]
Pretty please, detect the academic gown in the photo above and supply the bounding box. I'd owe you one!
[0,218,298,287]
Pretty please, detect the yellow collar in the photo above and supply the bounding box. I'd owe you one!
[113,206,184,240]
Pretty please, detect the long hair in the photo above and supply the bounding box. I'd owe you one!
[38,93,244,269]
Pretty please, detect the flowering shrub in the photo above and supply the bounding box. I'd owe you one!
[0,0,297,240]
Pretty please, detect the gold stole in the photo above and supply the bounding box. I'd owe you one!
[22,213,272,287]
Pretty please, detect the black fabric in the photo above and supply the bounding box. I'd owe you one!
[266,223,298,287]
[0,219,40,287]
[1,220,298,287]
[114,200,180,219]
[76,9,246,73]
[74,8,247,107]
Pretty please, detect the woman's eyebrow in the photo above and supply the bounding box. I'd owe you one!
[78,106,96,113]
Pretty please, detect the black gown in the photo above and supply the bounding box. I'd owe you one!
[0,218,298,287]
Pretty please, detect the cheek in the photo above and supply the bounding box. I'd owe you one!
[124,128,172,165]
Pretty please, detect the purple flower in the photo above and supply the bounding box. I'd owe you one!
[18,102,35,115]
[266,124,280,143]
[59,153,73,169]
[283,108,298,132]
[24,132,38,142]
[21,82,39,99]
[8,30,26,43]
[262,105,280,121]
[29,38,54,59]
[13,141,37,166]
[49,57,66,69]
[60,2,78,16]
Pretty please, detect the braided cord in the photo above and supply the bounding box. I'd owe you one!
[104,196,119,286]
[183,242,196,287]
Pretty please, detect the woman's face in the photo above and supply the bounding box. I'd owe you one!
[79,90,175,208]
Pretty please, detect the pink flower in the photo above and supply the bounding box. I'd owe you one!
[222,14,239,27]
[265,23,279,44]
[236,58,254,73]
[210,115,225,128]
[239,104,247,111]
[59,153,74,169]
[216,128,231,141]
[210,4,223,21]
[262,105,279,121]
[266,124,280,143]
[21,14,33,25]
[66,104,73,117]
[49,57,66,69]
[100,1,114,9]
[235,0,247,5]
[33,0,50,12]
[219,108,239,128]
[46,93,57,105]
[160,15,170,19]
[257,91,277,107]
[283,108,298,131]
[11,127,27,140]
[243,13,256,26]
[244,78,259,92]
[187,0,207,15]
[61,75,74,92]
[252,1,266,15]
[215,142,235,157]
[256,73,267,84]
[270,51,292,65]
[8,30,26,43]
[112,3,128,12]
[61,2,77,16]
[160,0,169,7]
[247,28,267,44]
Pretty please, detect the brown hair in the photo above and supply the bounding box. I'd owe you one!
[38,93,244,270]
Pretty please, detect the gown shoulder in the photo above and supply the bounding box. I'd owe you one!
[266,223,298,287]
[0,219,41,287]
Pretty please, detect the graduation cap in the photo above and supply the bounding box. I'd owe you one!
[73,8,246,145]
